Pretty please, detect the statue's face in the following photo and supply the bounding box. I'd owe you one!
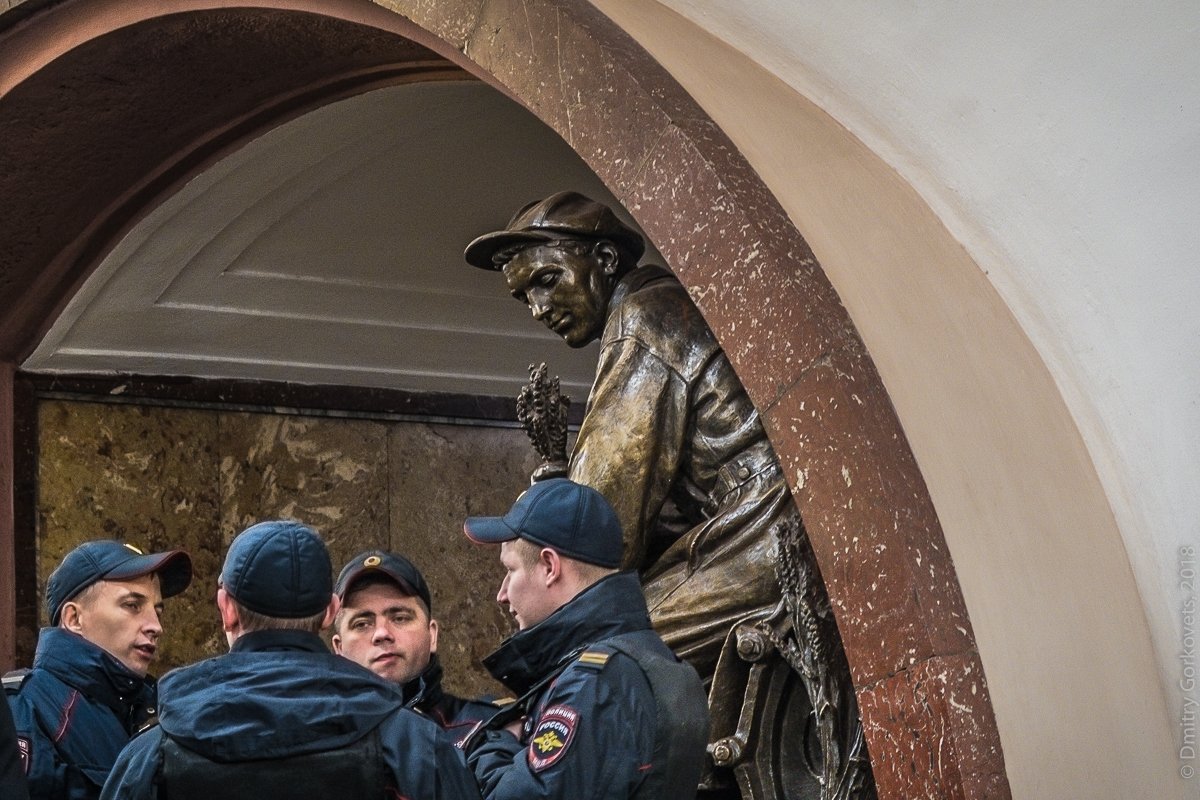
[502,241,618,348]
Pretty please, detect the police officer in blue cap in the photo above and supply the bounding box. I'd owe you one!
[5,540,192,800]
[100,520,480,800]
[332,550,494,741]
[463,479,708,800]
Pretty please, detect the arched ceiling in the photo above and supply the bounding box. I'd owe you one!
[23,80,642,399]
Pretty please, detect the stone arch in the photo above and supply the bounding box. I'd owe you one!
[0,1,1008,796]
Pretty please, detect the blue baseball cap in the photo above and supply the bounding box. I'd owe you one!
[220,521,332,618]
[335,550,433,614]
[463,478,624,568]
[47,540,192,625]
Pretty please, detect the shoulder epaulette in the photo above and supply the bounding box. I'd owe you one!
[490,696,518,707]
[576,650,611,669]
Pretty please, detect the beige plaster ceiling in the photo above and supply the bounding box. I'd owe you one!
[23,80,640,400]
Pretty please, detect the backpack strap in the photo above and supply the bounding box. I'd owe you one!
[2,669,30,696]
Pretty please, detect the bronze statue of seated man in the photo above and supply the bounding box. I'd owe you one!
[465,191,791,682]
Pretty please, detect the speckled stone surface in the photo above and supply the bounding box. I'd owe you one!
[36,401,542,692]
[376,0,482,52]
[763,350,975,687]
[626,126,844,408]
[37,401,224,667]
[388,421,540,699]
[219,412,390,567]
[858,652,1008,799]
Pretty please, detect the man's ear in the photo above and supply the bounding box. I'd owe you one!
[321,594,341,631]
[428,618,440,654]
[59,602,83,633]
[594,241,620,276]
[540,547,563,586]
[216,587,240,633]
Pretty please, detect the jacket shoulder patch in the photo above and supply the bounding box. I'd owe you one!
[528,704,578,772]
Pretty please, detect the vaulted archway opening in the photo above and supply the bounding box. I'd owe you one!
[0,2,1008,796]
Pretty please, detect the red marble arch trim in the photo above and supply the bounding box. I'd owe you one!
[0,0,1010,795]
[0,363,14,668]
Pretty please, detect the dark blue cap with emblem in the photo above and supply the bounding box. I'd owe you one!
[47,540,192,625]
[220,520,332,618]
[463,478,624,568]
[335,550,433,614]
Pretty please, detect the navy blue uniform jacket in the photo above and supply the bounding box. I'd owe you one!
[404,655,495,742]
[470,572,671,800]
[1,676,30,800]
[7,628,156,800]
[100,630,480,800]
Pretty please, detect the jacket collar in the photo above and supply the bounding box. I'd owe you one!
[401,653,446,709]
[482,571,651,694]
[606,264,675,323]
[230,628,328,654]
[33,627,152,716]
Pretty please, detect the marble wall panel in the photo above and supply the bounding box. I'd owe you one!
[218,412,390,569]
[36,400,224,668]
[389,421,541,699]
[36,400,539,694]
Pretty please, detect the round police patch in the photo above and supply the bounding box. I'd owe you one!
[527,705,578,772]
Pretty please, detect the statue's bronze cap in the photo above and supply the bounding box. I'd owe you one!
[464,191,645,270]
